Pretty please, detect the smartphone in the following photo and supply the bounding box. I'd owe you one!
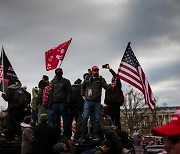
[102,64,109,68]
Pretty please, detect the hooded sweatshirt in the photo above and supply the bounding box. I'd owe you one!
[20,122,34,154]
[131,133,146,154]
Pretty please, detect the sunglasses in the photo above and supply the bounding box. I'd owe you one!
[164,135,180,144]
[93,69,99,72]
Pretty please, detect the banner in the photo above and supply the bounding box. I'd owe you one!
[45,38,72,71]
[0,47,21,92]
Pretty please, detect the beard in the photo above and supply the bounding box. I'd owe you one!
[56,74,62,80]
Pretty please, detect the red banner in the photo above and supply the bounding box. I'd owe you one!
[45,38,72,71]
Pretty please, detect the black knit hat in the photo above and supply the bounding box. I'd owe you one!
[55,68,63,74]
[74,78,82,84]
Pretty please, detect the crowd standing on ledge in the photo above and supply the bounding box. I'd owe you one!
[0,65,179,154]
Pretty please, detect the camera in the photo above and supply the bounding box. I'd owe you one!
[102,64,109,69]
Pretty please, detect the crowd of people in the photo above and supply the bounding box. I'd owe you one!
[0,64,179,154]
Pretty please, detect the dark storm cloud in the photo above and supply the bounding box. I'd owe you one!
[110,0,180,49]
[148,61,180,84]
[0,0,180,107]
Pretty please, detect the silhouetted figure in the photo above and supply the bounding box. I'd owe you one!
[104,64,123,129]
[20,115,34,154]
[1,82,24,142]
[34,113,57,154]
[65,78,84,139]
[50,68,72,139]
[22,86,32,118]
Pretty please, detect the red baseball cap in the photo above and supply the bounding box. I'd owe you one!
[91,66,99,71]
[151,107,180,136]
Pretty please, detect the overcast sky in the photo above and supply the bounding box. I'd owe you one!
[0,0,180,108]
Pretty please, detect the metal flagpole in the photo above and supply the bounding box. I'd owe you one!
[1,46,5,93]
[58,61,62,68]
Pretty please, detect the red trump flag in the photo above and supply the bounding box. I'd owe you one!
[45,38,72,71]
[117,42,156,111]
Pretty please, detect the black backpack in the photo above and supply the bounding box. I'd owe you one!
[81,148,99,154]
[14,88,28,108]
[104,87,124,106]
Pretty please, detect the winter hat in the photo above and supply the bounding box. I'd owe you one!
[38,80,48,89]
[55,68,63,75]
[74,78,82,84]
[43,75,49,81]
[39,113,48,123]
[151,107,180,136]
[91,66,99,71]
[22,86,27,91]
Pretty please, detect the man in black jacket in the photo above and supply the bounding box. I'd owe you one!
[1,82,23,142]
[21,86,31,118]
[50,68,72,139]
[104,64,123,129]
[34,113,57,154]
[65,78,84,139]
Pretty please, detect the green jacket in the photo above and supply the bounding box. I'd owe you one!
[81,76,111,101]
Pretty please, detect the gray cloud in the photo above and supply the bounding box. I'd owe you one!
[0,0,180,108]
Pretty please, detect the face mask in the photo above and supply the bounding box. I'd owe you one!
[56,73,63,79]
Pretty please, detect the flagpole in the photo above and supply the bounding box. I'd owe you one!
[1,46,5,93]
[58,38,72,69]
[58,61,62,68]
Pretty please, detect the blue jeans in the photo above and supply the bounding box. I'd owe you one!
[45,109,54,127]
[31,109,38,127]
[82,100,101,138]
[52,103,67,138]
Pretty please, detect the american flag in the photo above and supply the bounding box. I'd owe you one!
[117,42,156,111]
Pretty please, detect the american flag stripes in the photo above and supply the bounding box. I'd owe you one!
[117,42,156,111]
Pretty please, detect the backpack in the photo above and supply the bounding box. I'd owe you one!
[118,89,124,106]
[81,146,102,154]
[14,88,28,108]
[81,149,94,154]
[104,87,124,106]
[81,149,97,154]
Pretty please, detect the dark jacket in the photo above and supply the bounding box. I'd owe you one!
[50,76,72,103]
[23,90,31,104]
[34,122,57,154]
[20,123,34,154]
[104,69,123,105]
[94,146,104,154]
[68,83,84,110]
[2,83,22,111]
[81,76,110,101]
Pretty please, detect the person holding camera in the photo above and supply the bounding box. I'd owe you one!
[80,65,111,142]
[103,64,124,130]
